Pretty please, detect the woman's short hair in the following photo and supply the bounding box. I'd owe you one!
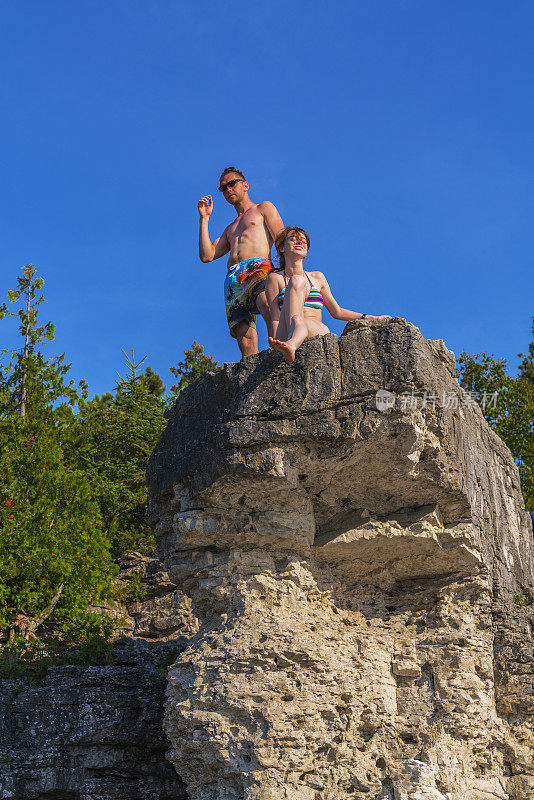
[275,226,311,271]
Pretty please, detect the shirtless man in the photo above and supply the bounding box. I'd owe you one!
[198,167,284,357]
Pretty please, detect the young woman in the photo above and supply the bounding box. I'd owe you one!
[265,226,389,363]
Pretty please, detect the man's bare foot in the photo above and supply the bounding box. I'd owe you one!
[268,336,296,363]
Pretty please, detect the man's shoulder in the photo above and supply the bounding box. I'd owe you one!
[256,200,279,214]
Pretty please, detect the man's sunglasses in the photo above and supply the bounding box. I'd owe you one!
[218,178,245,192]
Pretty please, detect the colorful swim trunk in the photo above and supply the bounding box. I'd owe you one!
[224,257,274,338]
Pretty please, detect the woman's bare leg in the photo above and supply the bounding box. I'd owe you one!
[268,275,310,362]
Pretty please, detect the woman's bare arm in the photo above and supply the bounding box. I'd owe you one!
[265,273,282,339]
[314,272,389,321]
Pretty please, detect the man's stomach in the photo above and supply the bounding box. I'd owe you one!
[227,246,272,268]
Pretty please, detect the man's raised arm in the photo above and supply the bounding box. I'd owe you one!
[258,201,284,243]
[198,195,230,263]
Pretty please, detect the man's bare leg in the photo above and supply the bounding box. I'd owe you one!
[268,275,309,363]
[234,321,258,358]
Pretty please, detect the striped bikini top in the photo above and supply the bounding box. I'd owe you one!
[277,272,324,310]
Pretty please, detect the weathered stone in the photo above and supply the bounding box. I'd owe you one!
[0,551,193,800]
[0,661,187,800]
[391,660,421,678]
[117,551,177,597]
[147,320,534,800]
[85,552,199,641]
[115,552,199,640]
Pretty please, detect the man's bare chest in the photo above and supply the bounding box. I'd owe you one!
[227,209,266,242]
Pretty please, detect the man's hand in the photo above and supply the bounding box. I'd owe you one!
[198,196,213,218]
[198,195,229,262]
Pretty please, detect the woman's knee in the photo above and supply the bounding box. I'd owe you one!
[290,313,305,327]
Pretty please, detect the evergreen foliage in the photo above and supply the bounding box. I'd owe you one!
[518,316,534,384]
[0,266,113,641]
[458,338,534,508]
[0,267,222,669]
[169,340,220,397]
[70,352,167,558]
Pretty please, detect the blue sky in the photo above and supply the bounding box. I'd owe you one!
[1,1,533,395]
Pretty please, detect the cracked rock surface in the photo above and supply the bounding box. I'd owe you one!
[147,319,534,800]
[0,556,193,799]
[0,661,188,800]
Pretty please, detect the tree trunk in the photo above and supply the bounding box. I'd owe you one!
[15,582,65,639]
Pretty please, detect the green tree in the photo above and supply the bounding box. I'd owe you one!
[458,348,534,508]
[138,365,165,397]
[518,316,534,384]
[69,342,220,559]
[70,352,167,557]
[0,266,113,642]
[169,340,220,398]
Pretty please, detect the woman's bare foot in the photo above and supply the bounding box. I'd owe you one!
[268,337,296,363]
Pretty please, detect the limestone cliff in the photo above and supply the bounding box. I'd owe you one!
[0,555,191,800]
[0,658,188,800]
[147,319,534,800]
